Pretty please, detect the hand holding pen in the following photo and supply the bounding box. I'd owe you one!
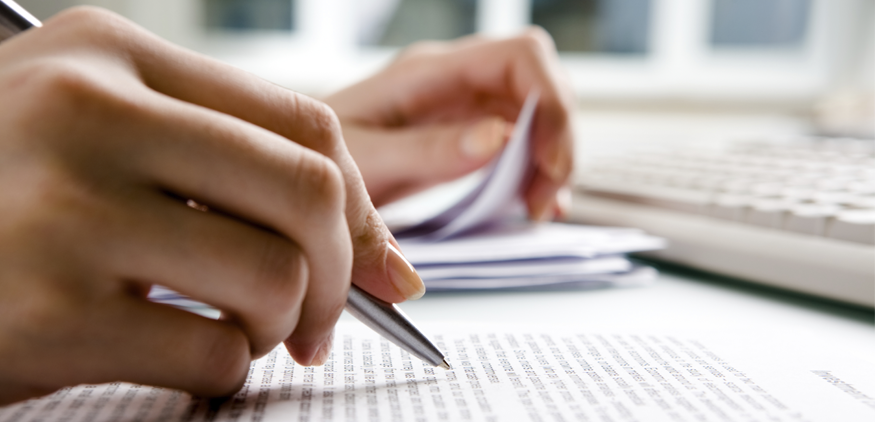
[0,1,445,405]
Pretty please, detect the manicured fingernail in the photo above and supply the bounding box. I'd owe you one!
[310,331,334,366]
[532,204,552,222]
[544,146,572,182]
[556,185,572,218]
[461,117,506,160]
[386,243,426,300]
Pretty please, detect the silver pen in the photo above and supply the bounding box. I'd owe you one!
[346,284,450,369]
[0,0,450,370]
[0,0,39,42]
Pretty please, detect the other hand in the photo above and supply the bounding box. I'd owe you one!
[325,28,575,220]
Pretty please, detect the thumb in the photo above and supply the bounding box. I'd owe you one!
[346,116,509,206]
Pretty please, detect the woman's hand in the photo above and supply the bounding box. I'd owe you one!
[0,7,421,405]
[325,28,575,220]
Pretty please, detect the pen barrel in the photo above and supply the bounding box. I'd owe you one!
[0,0,41,42]
[345,285,447,368]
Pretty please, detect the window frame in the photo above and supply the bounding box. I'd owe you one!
[123,0,856,103]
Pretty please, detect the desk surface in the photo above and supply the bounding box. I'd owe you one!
[342,262,875,364]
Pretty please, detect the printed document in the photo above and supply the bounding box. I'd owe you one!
[3,323,873,421]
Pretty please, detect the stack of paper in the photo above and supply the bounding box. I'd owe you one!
[398,223,661,291]
[381,92,664,291]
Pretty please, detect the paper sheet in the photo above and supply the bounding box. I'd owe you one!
[4,323,873,422]
[421,265,657,291]
[414,256,632,280]
[397,223,664,265]
[380,90,663,291]
[396,222,663,291]
[393,92,539,240]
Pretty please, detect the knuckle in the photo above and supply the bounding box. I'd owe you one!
[18,63,122,124]
[308,101,345,151]
[295,153,346,218]
[195,329,250,397]
[283,96,345,154]
[34,63,100,100]
[14,66,143,149]
[252,238,308,319]
[503,27,556,65]
[396,40,444,61]
[520,26,555,51]
[278,95,352,162]
[49,6,134,42]
[53,6,120,24]
[351,208,388,251]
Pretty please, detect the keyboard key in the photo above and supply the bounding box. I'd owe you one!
[711,194,751,221]
[784,204,841,235]
[812,191,860,206]
[746,199,797,228]
[719,179,755,194]
[848,196,875,210]
[848,181,875,195]
[690,176,726,191]
[581,180,712,214]
[816,177,852,190]
[578,138,873,247]
[827,210,875,245]
[750,182,784,197]
[780,187,816,202]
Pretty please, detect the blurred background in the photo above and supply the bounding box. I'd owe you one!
[17,0,874,150]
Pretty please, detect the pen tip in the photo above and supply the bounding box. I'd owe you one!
[439,359,451,370]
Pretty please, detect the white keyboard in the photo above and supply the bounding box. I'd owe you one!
[569,138,875,308]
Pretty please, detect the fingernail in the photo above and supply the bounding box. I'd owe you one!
[529,195,553,222]
[556,185,572,218]
[385,243,426,300]
[461,118,506,160]
[531,203,553,222]
[310,331,334,366]
[540,131,573,182]
[544,150,572,182]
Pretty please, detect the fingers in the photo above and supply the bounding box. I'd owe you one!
[92,298,252,398]
[13,7,419,370]
[113,25,424,357]
[124,32,425,301]
[526,173,573,222]
[343,116,508,206]
[328,27,575,218]
[0,6,372,404]
[555,184,573,220]
[0,276,250,400]
[54,298,249,397]
[119,91,352,364]
[105,189,308,359]
[3,8,342,362]
[137,31,358,363]
[453,28,576,220]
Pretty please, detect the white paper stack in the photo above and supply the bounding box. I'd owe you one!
[396,222,661,291]
[383,92,664,291]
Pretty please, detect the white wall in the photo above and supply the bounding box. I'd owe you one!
[14,0,80,19]
[850,1,873,92]
[15,0,199,47]
[11,0,875,113]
